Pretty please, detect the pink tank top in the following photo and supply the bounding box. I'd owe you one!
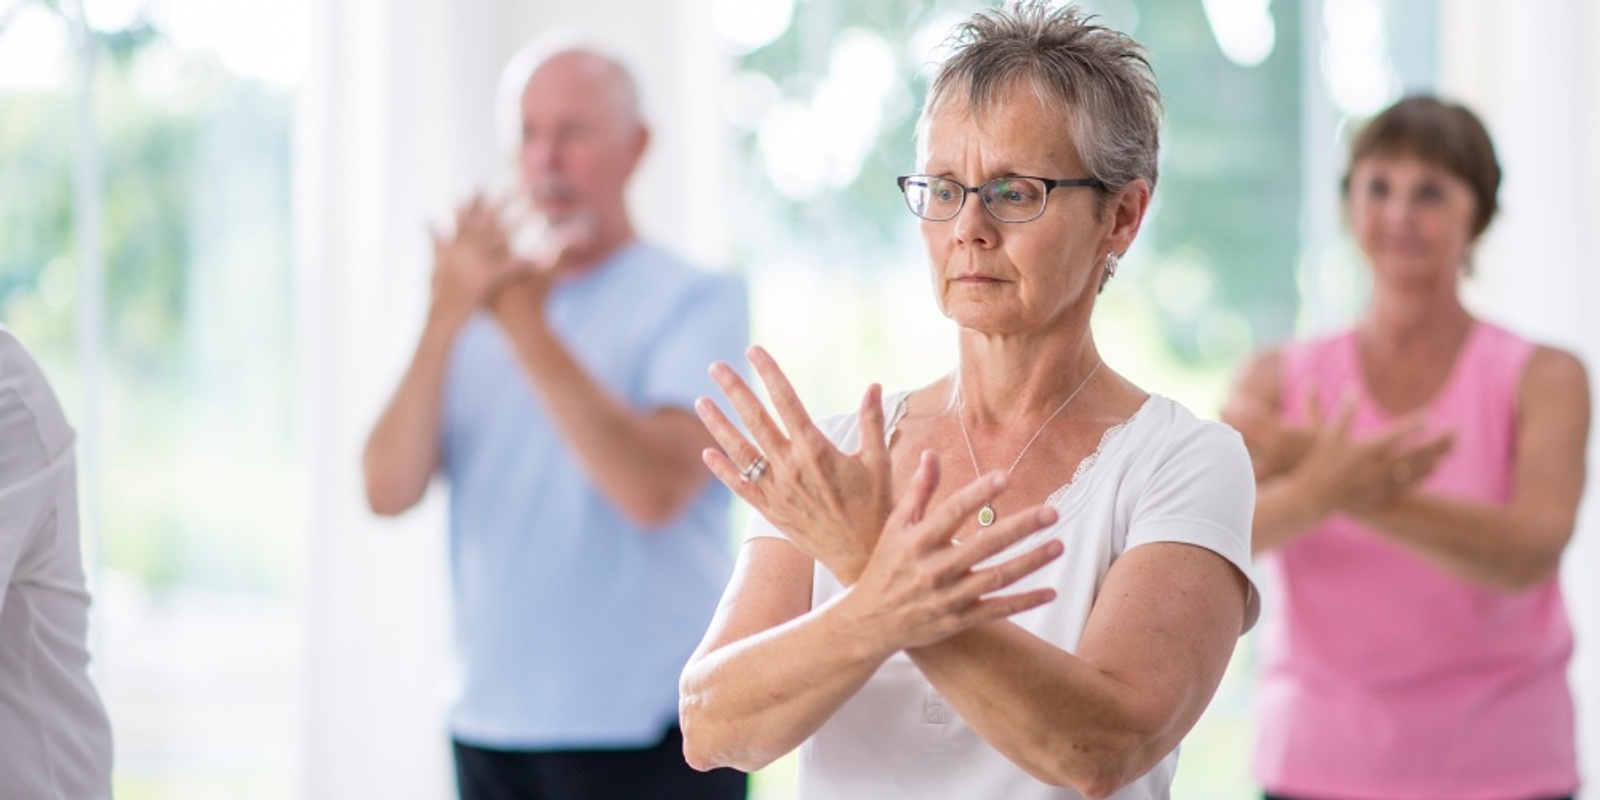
[1254,321,1578,799]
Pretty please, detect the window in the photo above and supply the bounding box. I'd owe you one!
[0,1,305,794]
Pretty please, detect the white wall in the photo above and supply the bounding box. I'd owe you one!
[296,2,722,797]
[1442,1,1600,793]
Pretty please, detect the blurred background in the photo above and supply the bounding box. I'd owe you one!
[1,0,1596,797]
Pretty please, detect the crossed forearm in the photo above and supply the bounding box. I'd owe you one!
[493,306,711,526]
[679,595,893,772]
[1355,494,1570,590]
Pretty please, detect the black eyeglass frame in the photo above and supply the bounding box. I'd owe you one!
[895,174,1107,223]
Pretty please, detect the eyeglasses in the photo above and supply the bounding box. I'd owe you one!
[896,174,1105,223]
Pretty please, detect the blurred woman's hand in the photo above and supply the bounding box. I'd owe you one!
[1291,393,1455,517]
[1221,392,1313,480]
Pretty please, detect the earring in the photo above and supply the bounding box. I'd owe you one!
[1105,250,1120,278]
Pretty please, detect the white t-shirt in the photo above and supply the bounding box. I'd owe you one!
[748,392,1258,800]
[0,328,113,800]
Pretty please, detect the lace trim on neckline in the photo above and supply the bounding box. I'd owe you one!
[883,391,1146,506]
[1047,409,1137,505]
[884,393,911,445]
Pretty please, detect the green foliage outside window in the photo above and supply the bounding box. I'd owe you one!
[725,0,1303,386]
[0,3,298,593]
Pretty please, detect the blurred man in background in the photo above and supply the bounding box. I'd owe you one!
[362,38,748,800]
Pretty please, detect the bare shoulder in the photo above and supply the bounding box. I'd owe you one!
[885,378,952,447]
[1520,345,1591,418]
[1524,345,1589,392]
[899,376,952,418]
[1227,346,1286,409]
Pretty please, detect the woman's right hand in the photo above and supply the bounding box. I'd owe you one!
[1292,393,1455,517]
[837,452,1064,654]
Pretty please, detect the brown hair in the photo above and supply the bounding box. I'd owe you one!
[1345,95,1501,237]
[920,1,1163,194]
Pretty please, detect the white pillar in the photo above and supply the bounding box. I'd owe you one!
[1441,2,1600,794]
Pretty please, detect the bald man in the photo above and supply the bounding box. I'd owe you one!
[363,43,748,800]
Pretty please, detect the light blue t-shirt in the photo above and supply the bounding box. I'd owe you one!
[441,242,748,749]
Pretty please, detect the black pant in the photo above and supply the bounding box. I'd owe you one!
[454,726,747,800]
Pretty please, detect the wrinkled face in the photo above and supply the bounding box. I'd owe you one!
[1346,154,1479,284]
[516,52,644,227]
[918,80,1120,336]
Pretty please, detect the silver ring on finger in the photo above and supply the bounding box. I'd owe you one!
[740,455,768,483]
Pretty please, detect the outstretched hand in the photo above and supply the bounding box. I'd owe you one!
[697,346,893,583]
[839,452,1063,654]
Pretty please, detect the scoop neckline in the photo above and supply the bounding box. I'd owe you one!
[1348,319,1481,420]
[882,390,1156,520]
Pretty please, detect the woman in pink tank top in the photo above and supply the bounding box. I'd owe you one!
[1224,96,1589,800]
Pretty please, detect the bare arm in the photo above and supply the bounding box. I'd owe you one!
[363,197,513,515]
[907,543,1247,798]
[1225,349,1332,552]
[680,455,1062,773]
[1221,348,1295,482]
[678,538,881,772]
[489,273,719,527]
[1354,347,1590,590]
[362,313,464,515]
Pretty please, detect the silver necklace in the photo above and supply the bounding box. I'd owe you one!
[955,362,1102,527]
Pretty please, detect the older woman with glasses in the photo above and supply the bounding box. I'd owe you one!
[678,4,1257,798]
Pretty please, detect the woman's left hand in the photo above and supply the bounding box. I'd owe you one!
[697,346,893,584]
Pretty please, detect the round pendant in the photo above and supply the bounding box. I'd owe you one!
[977,503,996,527]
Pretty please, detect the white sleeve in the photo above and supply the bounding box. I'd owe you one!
[1126,419,1260,632]
[744,508,788,542]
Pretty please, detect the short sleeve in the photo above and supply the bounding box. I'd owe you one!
[640,273,750,412]
[744,506,788,542]
[1126,420,1260,632]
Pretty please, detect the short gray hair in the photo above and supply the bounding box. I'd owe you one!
[919,1,1162,195]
